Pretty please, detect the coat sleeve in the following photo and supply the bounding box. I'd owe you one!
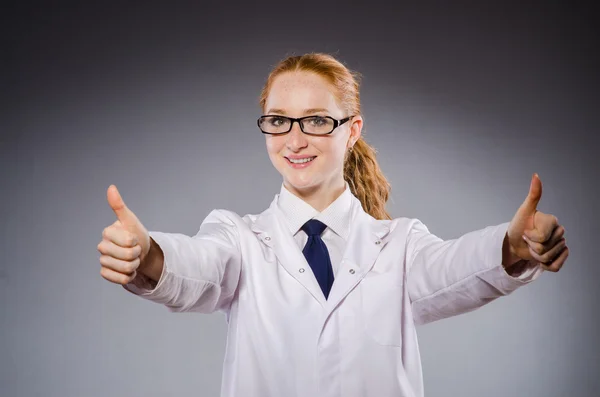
[405,220,544,326]
[122,209,242,314]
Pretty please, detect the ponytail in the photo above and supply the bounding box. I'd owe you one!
[344,136,392,220]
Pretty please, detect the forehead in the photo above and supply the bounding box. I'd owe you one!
[265,71,342,115]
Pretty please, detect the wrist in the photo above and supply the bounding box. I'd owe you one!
[139,237,164,281]
[502,232,522,269]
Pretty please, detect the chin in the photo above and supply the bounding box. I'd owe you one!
[286,176,314,189]
[280,172,317,189]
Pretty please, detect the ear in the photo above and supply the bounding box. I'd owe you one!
[347,115,363,148]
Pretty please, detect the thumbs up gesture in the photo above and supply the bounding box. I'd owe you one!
[97,185,151,284]
[506,174,569,272]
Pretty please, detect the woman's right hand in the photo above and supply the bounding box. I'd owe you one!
[98,185,151,285]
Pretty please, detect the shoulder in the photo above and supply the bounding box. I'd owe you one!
[192,208,267,248]
[201,208,244,226]
[200,208,268,231]
[378,215,431,237]
[364,213,426,229]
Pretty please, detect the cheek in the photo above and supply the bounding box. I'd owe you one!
[265,137,277,153]
[318,137,346,163]
[265,137,284,160]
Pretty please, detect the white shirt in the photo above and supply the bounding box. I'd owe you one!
[124,186,543,397]
[276,182,352,277]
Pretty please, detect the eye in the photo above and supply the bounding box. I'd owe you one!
[268,116,286,126]
[308,116,328,126]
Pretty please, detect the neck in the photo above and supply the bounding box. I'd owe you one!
[284,177,346,212]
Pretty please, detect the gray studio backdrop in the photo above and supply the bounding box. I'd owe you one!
[3,2,598,397]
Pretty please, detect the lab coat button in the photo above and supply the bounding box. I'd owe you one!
[375,240,381,245]
[299,268,305,273]
[349,269,355,274]
[264,236,271,241]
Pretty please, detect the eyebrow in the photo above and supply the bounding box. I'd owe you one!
[266,108,330,115]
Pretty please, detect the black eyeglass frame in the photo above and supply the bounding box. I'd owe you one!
[257,115,354,136]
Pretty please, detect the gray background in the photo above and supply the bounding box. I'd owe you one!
[2,2,598,396]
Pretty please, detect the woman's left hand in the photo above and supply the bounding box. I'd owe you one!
[506,173,569,272]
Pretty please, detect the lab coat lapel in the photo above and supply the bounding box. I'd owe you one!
[251,197,328,307]
[323,195,391,313]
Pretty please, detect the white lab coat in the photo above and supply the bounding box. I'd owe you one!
[124,192,543,397]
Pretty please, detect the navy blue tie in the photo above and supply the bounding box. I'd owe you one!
[301,219,335,299]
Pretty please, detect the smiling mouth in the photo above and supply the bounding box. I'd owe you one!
[285,156,316,164]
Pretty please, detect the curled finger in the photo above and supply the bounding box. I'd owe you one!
[97,240,142,261]
[100,266,137,285]
[538,238,566,263]
[540,246,569,273]
[99,255,140,274]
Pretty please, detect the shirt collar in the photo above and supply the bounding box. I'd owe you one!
[276,181,353,240]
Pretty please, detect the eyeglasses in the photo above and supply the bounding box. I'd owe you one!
[257,115,353,136]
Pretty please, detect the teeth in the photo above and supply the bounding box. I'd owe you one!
[288,157,315,164]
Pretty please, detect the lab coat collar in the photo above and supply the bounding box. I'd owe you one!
[250,190,392,311]
[276,181,353,240]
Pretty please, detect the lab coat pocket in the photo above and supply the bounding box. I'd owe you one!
[360,273,403,347]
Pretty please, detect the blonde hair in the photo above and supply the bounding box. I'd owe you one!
[259,52,392,220]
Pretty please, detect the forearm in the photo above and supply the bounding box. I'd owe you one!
[408,222,542,325]
[122,210,243,313]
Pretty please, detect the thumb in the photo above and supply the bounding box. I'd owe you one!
[107,185,140,228]
[520,173,542,213]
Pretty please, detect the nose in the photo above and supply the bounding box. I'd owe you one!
[285,120,308,152]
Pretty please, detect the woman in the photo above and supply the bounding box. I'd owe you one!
[97,53,569,397]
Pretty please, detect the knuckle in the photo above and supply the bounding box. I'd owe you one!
[127,233,138,247]
[553,227,563,240]
[127,247,140,260]
[120,273,132,285]
[100,267,111,280]
[123,248,133,260]
[532,243,544,255]
[123,258,139,273]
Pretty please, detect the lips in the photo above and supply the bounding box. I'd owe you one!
[284,156,317,168]
[285,156,317,160]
